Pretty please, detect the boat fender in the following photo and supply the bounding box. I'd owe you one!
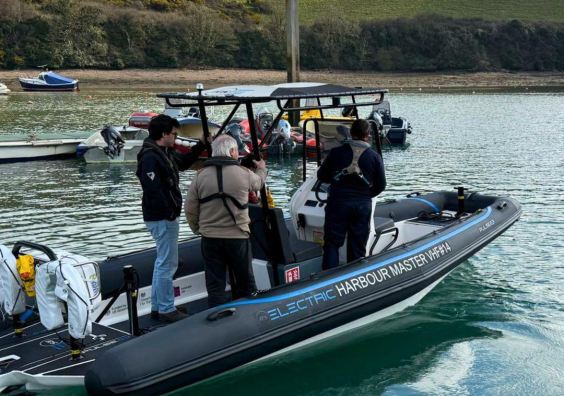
[15,254,36,297]
[0,245,26,316]
[35,261,65,331]
[207,307,236,321]
[36,256,101,339]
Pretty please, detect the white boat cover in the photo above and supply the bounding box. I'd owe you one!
[35,253,101,339]
[0,245,26,316]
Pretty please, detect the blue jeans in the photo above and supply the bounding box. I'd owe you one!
[145,218,179,314]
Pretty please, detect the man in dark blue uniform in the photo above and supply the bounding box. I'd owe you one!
[317,119,386,270]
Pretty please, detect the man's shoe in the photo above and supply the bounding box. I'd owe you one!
[158,309,188,323]
[151,306,187,319]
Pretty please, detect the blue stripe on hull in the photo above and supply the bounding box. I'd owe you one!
[226,207,492,307]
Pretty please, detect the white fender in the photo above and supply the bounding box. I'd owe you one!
[35,253,101,340]
[0,245,26,316]
[35,261,65,331]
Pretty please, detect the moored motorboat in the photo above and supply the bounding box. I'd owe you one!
[18,70,79,92]
[368,100,412,145]
[0,135,83,163]
[128,101,219,139]
[0,83,521,395]
[77,125,205,163]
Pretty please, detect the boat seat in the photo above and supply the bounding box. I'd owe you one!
[249,204,322,265]
[370,217,398,255]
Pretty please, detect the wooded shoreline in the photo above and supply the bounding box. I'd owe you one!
[1,69,564,91]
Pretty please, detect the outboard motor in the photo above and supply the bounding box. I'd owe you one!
[100,125,125,159]
[271,119,296,155]
[367,112,385,143]
[225,123,250,156]
[256,107,274,138]
[186,107,200,118]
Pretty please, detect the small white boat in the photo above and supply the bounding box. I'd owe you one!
[0,83,10,95]
[0,136,82,163]
[77,125,202,164]
[77,126,148,163]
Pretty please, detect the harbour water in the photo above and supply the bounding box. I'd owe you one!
[0,89,563,395]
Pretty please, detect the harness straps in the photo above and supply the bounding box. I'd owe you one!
[198,165,248,223]
[333,140,372,186]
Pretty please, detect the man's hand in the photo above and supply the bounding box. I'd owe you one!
[253,159,266,170]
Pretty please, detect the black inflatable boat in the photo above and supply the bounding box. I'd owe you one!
[0,84,520,395]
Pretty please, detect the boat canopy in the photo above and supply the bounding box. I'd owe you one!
[158,82,387,104]
[42,71,77,84]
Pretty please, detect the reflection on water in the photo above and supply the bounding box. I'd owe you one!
[1,91,563,395]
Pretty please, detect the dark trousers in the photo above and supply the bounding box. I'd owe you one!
[201,237,256,308]
[322,198,372,270]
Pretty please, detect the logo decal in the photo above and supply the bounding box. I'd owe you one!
[89,333,107,341]
[147,172,155,181]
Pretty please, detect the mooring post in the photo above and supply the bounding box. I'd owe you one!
[286,0,300,127]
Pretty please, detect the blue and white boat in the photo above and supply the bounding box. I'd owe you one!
[18,71,79,92]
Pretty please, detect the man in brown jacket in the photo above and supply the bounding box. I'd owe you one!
[185,134,266,307]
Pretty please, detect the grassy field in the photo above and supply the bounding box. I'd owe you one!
[295,0,564,24]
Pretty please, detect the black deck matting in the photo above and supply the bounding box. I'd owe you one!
[0,322,131,377]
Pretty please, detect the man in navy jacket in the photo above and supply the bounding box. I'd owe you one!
[317,119,386,270]
[136,114,205,322]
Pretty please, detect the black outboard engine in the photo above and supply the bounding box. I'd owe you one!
[367,112,385,142]
[100,125,125,159]
[256,108,274,139]
[270,119,296,155]
[225,123,250,156]
[186,107,200,118]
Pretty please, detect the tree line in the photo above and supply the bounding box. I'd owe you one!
[1,0,563,72]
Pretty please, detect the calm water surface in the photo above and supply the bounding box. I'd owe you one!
[0,89,563,395]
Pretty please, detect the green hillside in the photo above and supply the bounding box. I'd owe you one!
[2,0,564,71]
[297,0,564,24]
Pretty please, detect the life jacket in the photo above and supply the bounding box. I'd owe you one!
[333,140,372,186]
[198,157,248,223]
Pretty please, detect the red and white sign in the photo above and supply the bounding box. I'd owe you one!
[285,266,300,283]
